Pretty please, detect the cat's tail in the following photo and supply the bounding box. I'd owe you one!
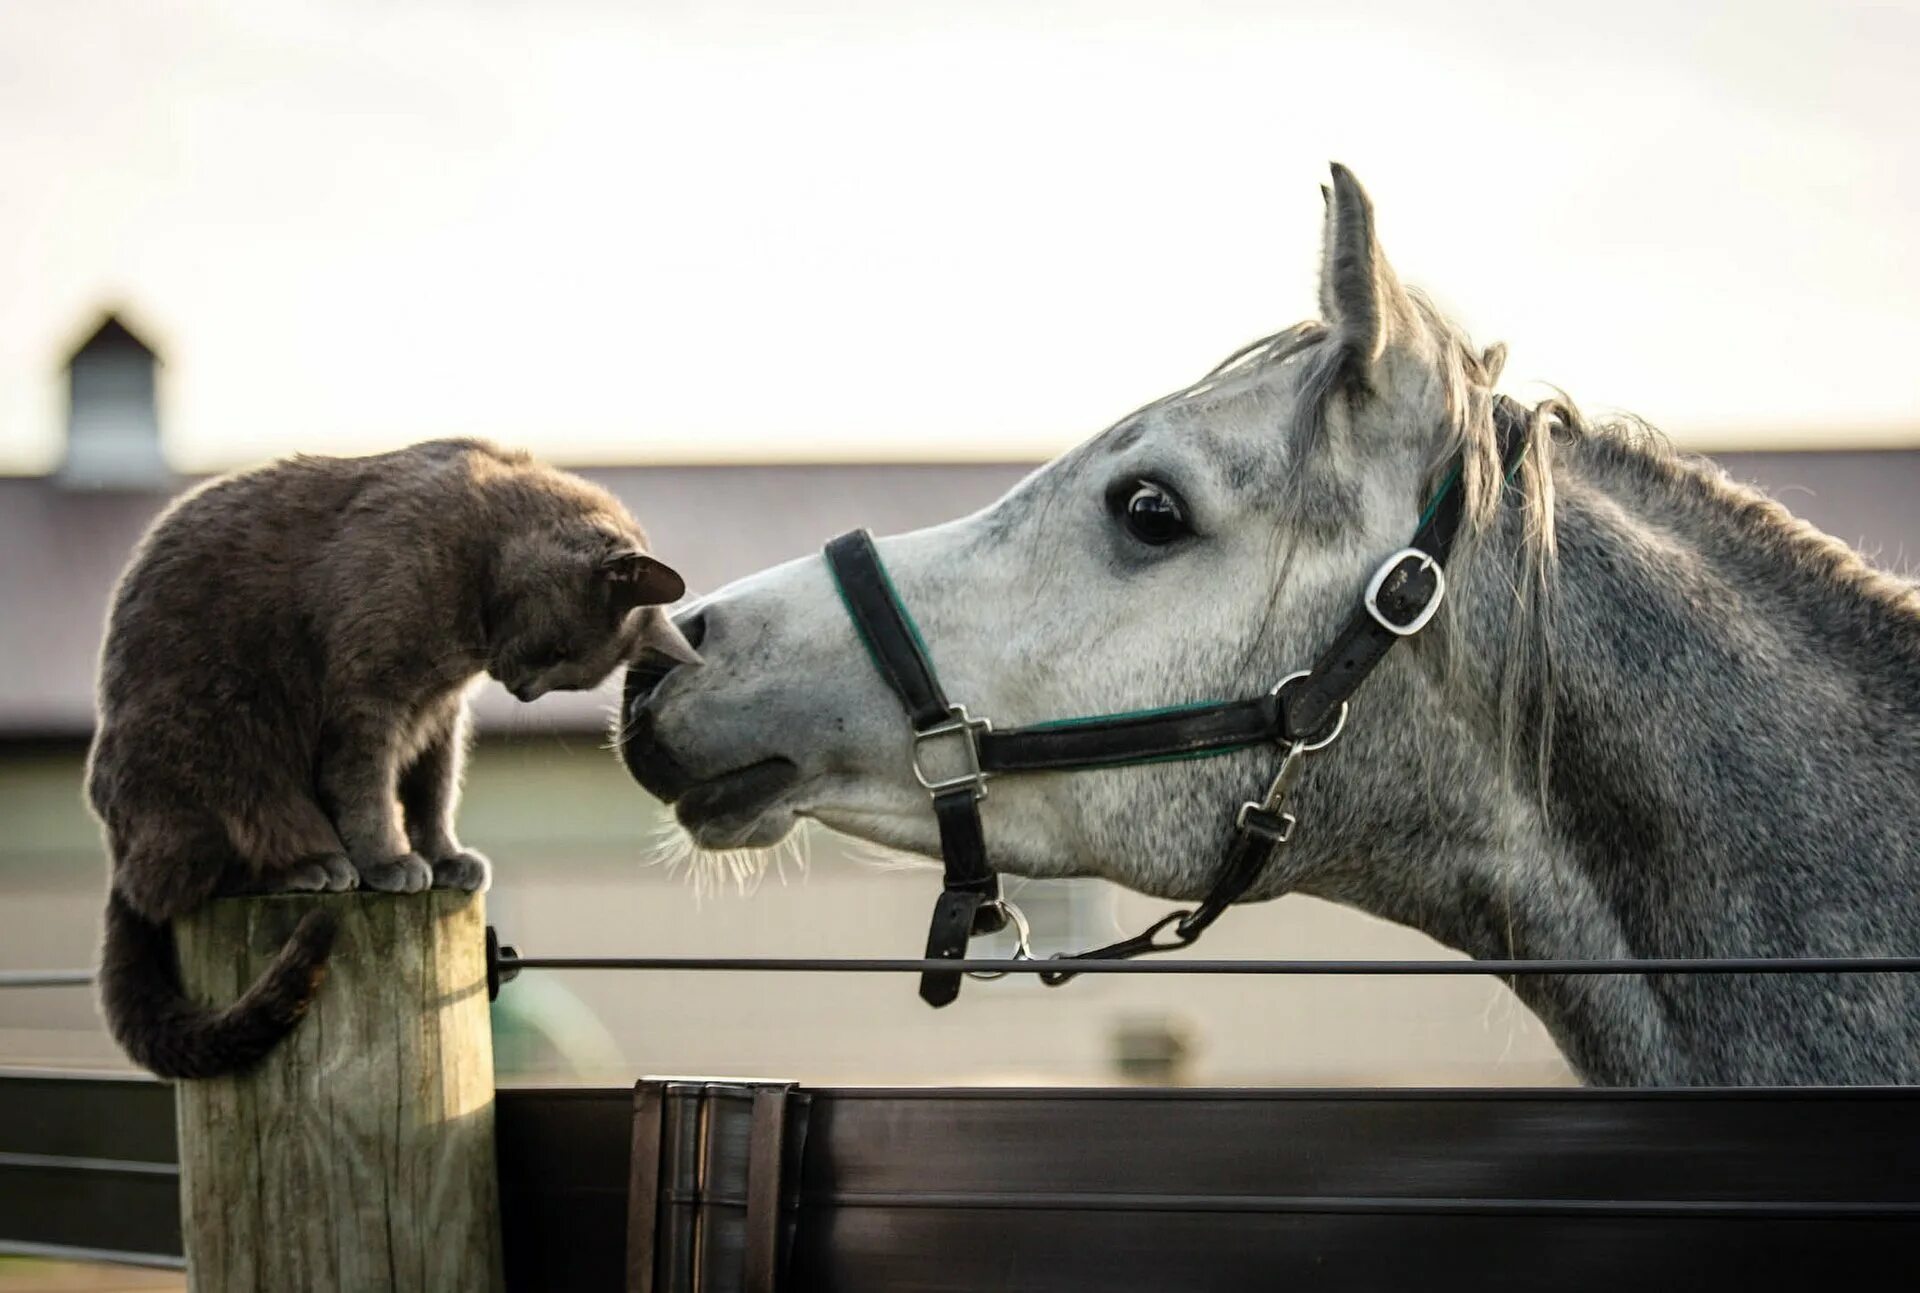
[98,890,338,1080]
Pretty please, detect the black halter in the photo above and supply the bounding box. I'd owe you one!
[825,406,1530,1007]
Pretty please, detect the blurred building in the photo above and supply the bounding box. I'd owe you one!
[4,310,1918,1088]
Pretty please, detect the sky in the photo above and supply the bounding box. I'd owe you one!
[1,0,1917,472]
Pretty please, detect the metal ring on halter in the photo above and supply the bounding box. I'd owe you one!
[1269,670,1349,751]
[965,899,1034,980]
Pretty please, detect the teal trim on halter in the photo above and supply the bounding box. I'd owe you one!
[1415,439,1531,531]
[830,545,938,681]
[829,565,889,678]
[1098,743,1267,768]
[1019,702,1266,766]
[1022,700,1231,730]
[1415,463,1463,531]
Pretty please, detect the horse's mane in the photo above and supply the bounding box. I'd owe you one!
[1565,405,1920,659]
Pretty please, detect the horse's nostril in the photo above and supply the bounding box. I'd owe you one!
[625,660,672,710]
[676,608,707,652]
[624,607,706,715]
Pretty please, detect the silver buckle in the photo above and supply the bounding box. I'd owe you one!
[1233,800,1297,840]
[913,704,992,800]
[1268,670,1349,753]
[966,899,1034,980]
[1363,548,1445,637]
[1236,673,1349,840]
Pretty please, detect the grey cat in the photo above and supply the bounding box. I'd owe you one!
[87,437,694,1078]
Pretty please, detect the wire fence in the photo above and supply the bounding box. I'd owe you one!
[501,954,1920,977]
[0,970,93,988]
[13,955,1920,989]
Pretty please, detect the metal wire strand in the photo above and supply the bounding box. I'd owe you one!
[0,970,94,988]
[497,954,1920,977]
[12,957,1920,990]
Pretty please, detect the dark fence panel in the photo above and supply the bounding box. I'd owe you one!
[495,1085,634,1290]
[787,1086,1920,1292]
[798,1210,1906,1292]
[5,1073,1919,1290]
[0,1069,182,1268]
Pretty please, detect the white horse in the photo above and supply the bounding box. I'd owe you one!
[623,165,1920,1086]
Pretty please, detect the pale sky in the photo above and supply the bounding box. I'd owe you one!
[1,0,1916,472]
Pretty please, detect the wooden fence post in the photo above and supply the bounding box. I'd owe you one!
[173,892,504,1292]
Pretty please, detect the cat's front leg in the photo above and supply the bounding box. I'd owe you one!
[318,705,434,894]
[400,702,491,893]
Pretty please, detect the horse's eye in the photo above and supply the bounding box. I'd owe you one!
[1116,480,1191,546]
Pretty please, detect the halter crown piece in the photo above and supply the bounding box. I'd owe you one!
[825,403,1530,1007]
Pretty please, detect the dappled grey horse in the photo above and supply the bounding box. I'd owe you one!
[624,165,1920,1086]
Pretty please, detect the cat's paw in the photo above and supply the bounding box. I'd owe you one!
[278,853,359,893]
[431,850,492,893]
[356,853,435,894]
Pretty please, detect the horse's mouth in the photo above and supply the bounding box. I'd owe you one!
[670,757,802,848]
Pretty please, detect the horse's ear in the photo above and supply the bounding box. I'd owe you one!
[1318,163,1414,377]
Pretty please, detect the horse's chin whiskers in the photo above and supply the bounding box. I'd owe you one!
[599,700,641,752]
[837,835,939,874]
[641,816,811,902]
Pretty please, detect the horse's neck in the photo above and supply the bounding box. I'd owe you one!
[1383,435,1920,1083]
[1531,436,1920,923]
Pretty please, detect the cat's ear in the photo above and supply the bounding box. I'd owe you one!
[637,605,703,666]
[601,549,685,612]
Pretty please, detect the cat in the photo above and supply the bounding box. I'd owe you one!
[87,437,696,1078]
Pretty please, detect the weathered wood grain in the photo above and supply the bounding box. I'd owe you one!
[174,892,503,1292]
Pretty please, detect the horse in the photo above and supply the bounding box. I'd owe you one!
[622,164,1920,1086]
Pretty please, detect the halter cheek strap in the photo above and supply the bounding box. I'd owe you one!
[826,532,1008,1007]
[826,401,1530,1007]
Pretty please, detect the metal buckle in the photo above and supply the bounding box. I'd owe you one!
[1363,548,1445,637]
[1233,801,1297,841]
[1268,670,1349,753]
[1234,675,1348,845]
[966,899,1034,981]
[912,704,993,800]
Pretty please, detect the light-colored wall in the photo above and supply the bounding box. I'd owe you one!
[0,741,1572,1087]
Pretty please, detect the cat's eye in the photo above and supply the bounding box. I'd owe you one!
[1110,479,1192,546]
[529,647,567,670]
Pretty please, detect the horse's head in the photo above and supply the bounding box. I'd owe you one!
[624,165,1526,902]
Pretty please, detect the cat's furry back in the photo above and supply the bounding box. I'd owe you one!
[88,438,688,1078]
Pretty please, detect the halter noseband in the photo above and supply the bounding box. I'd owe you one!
[825,405,1529,1007]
